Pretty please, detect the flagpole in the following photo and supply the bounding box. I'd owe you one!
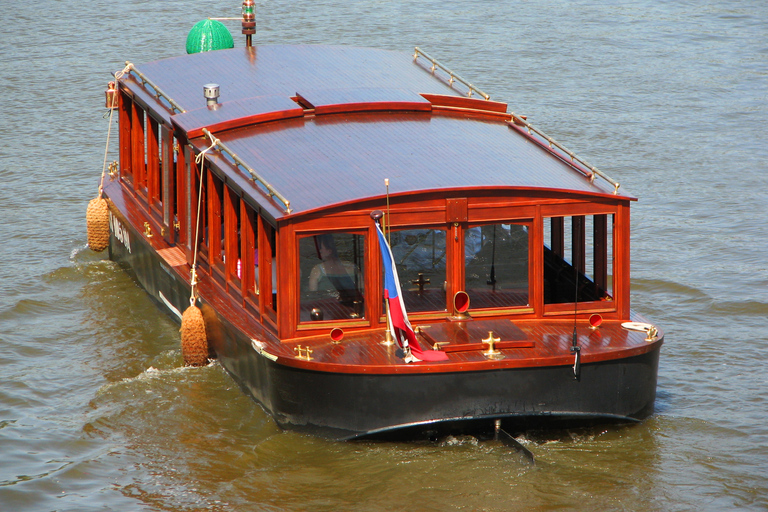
[374,205,395,347]
[382,302,395,346]
[385,178,391,244]
[372,209,446,363]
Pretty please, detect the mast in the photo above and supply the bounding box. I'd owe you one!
[241,0,256,47]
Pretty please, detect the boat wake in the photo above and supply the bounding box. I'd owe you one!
[97,359,217,396]
[633,277,768,319]
[440,434,481,447]
[70,243,91,261]
[707,299,768,317]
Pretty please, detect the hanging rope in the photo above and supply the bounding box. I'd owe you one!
[190,134,218,292]
[179,136,218,367]
[99,64,131,197]
[86,64,131,253]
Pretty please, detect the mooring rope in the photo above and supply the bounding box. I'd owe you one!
[187,135,218,305]
[97,65,131,198]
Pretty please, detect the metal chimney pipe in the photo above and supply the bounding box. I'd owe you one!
[203,83,220,108]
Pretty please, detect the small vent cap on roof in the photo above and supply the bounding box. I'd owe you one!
[203,84,220,108]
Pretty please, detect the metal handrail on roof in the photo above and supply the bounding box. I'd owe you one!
[508,113,621,194]
[412,50,620,194]
[121,61,187,114]
[118,62,291,213]
[201,128,292,214]
[414,47,491,101]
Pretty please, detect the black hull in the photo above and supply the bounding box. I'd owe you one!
[108,214,660,441]
[257,350,658,440]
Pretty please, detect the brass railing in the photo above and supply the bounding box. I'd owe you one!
[121,61,187,114]
[201,128,292,214]
[508,113,621,194]
[414,47,490,100]
[413,49,620,194]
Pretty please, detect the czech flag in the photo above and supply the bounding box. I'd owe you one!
[375,221,448,362]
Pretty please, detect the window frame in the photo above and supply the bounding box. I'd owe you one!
[294,227,370,332]
[461,219,534,315]
[383,224,450,318]
[541,211,617,316]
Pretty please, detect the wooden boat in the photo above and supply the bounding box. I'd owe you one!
[94,18,663,441]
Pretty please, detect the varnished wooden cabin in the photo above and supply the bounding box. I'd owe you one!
[100,43,663,440]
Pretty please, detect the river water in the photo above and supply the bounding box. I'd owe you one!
[1,1,766,510]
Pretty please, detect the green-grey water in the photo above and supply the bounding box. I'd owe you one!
[1,1,767,510]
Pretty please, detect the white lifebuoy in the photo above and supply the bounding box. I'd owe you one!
[621,322,654,332]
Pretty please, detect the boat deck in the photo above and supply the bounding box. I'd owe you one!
[264,316,661,374]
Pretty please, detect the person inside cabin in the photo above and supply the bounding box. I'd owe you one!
[308,234,362,307]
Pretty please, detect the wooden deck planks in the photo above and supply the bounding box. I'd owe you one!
[279,316,661,373]
[172,95,304,139]
[219,113,617,216]
[136,46,458,116]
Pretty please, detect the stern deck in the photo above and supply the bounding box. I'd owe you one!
[267,316,662,374]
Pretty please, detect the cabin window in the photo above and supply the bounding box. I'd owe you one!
[168,136,181,244]
[146,116,161,212]
[543,215,613,305]
[207,171,225,274]
[160,126,173,229]
[241,203,258,306]
[175,141,188,246]
[259,219,278,323]
[193,164,208,263]
[389,228,446,313]
[464,223,529,309]
[299,233,365,322]
[224,187,242,293]
[118,91,133,184]
[131,101,146,195]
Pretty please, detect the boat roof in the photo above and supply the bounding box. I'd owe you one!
[123,45,632,219]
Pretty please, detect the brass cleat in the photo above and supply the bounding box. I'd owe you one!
[411,273,431,294]
[482,331,504,360]
[294,345,314,361]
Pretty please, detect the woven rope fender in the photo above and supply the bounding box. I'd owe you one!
[180,304,209,366]
[86,197,110,252]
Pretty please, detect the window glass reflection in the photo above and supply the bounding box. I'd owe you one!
[299,233,365,321]
[388,228,447,313]
[464,223,529,308]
